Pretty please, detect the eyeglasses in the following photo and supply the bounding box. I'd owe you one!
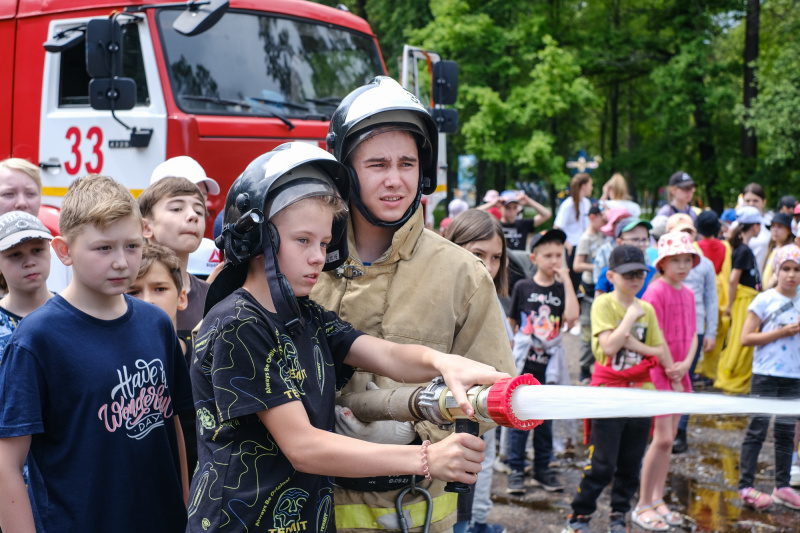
[621,270,647,280]
[621,238,649,245]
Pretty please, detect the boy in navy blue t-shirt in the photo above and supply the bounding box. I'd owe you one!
[186,143,508,533]
[0,175,193,532]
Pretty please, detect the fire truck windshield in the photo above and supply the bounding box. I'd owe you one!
[157,9,385,120]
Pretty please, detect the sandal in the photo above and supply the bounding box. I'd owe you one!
[653,500,682,526]
[632,506,669,532]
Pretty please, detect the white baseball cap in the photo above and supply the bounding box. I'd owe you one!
[150,156,220,196]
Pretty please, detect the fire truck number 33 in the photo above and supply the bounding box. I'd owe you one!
[65,125,104,175]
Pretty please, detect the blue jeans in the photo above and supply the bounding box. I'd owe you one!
[508,419,553,475]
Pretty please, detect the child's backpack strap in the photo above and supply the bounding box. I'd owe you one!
[761,293,800,329]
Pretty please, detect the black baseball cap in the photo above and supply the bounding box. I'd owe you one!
[669,171,695,188]
[608,244,648,274]
[529,228,567,252]
[778,195,797,210]
[695,210,721,237]
[768,212,795,237]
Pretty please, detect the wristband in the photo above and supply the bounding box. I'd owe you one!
[420,440,432,481]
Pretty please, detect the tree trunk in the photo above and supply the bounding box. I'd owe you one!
[741,0,759,170]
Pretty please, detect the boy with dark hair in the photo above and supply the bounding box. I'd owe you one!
[506,229,578,495]
[138,176,208,340]
[0,175,192,532]
[564,245,674,533]
[187,143,508,533]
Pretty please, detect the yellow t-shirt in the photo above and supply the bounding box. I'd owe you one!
[591,292,664,369]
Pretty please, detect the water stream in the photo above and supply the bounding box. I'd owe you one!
[510,385,800,421]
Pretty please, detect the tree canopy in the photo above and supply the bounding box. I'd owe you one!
[318,0,800,211]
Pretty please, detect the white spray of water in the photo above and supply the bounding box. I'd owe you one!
[510,385,800,421]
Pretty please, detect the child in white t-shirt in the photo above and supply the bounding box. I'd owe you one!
[738,244,800,510]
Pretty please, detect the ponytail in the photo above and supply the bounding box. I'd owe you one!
[729,223,754,249]
[570,173,592,221]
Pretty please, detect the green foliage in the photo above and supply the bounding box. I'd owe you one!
[310,0,800,207]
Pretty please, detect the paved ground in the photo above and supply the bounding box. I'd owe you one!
[480,333,800,533]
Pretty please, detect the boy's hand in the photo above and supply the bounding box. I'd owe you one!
[554,267,571,284]
[434,352,511,418]
[626,300,646,321]
[702,336,716,352]
[426,432,485,484]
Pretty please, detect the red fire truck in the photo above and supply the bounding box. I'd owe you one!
[2,0,456,234]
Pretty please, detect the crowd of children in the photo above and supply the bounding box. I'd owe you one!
[477,174,800,533]
[1,72,800,533]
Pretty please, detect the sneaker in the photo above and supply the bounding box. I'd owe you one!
[506,470,525,495]
[772,486,800,509]
[791,465,800,487]
[672,429,688,454]
[739,487,772,510]
[466,522,506,533]
[531,470,564,492]
[562,514,595,533]
[607,512,628,533]
[493,457,511,474]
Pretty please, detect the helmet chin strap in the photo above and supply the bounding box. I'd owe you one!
[263,222,304,335]
[348,168,425,228]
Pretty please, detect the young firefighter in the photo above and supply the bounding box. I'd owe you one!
[564,245,674,533]
[138,176,208,342]
[506,229,578,495]
[313,77,515,533]
[0,175,192,533]
[186,143,508,533]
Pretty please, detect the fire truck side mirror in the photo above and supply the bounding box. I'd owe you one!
[89,78,137,111]
[85,19,123,78]
[432,61,458,106]
[431,108,459,134]
[173,0,230,36]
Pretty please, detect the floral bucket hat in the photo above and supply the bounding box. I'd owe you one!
[654,231,700,272]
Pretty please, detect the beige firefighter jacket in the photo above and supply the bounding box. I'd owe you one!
[311,208,516,533]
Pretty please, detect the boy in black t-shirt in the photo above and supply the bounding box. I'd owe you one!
[186,143,509,533]
[498,190,553,250]
[506,229,579,495]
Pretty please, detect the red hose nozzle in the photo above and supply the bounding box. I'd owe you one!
[485,374,543,430]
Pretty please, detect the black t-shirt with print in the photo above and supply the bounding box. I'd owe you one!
[501,218,537,251]
[186,289,362,533]
[732,243,762,291]
[509,278,566,381]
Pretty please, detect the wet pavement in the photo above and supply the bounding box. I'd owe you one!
[482,334,800,532]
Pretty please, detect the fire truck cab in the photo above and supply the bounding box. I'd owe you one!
[1,0,457,234]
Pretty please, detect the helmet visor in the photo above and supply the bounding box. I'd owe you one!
[265,167,346,221]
